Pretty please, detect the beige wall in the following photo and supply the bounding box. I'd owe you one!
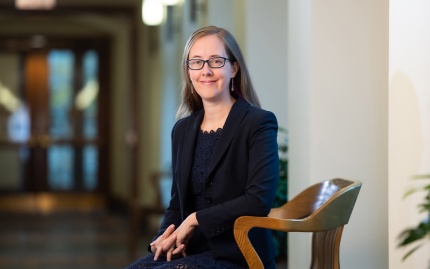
[389,0,430,268]
[245,0,288,129]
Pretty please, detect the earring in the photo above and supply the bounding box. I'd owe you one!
[230,78,234,92]
[191,86,193,94]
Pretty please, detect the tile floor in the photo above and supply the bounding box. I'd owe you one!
[0,211,287,269]
[0,211,150,269]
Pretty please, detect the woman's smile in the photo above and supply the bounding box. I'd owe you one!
[199,79,216,85]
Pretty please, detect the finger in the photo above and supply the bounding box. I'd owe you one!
[164,224,175,235]
[154,234,176,261]
[150,237,158,246]
[155,224,175,244]
[151,238,162,250]
[153,245,163,261]
[150,238,161,252]
[166,246,174,261]
[151,224,176,250]
[167,234,177,247]
[172,244,185,256]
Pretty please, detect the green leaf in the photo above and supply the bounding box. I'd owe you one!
[398,175,430,263]
[403,183,430,199]
[398,220,430,246]
[402,244,423,261]
[412,174,430,179]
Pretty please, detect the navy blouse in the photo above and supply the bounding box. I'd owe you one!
[189,128,223,212]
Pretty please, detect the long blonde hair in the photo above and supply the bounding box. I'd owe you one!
[176,25,260,119]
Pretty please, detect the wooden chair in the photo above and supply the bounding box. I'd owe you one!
[234,178,362,269]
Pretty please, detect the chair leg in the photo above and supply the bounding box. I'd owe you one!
[310,226,344,269]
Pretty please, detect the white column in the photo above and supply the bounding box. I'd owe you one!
[287,0,312,267]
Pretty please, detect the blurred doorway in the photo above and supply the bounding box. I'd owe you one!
[0,36,110,211]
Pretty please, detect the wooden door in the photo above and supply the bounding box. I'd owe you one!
[0,37,110,196]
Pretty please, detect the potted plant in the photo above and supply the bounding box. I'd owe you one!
[398,174,430,265]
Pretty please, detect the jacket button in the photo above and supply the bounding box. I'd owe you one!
[207,180,213,187]
[205,196,212,204]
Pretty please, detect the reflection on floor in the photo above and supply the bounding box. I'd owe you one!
[0,211,150,269]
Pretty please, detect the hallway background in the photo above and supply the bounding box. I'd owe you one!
[1,0,429,268]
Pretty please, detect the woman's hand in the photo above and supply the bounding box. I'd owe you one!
[150,224,184,261]
[171,213,198,252]
[150,213,199,261]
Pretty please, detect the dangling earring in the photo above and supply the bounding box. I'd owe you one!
[230,78,234,92]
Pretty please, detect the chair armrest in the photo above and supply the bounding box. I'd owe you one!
[233,216,314,269]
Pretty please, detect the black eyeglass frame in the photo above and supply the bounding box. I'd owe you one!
[186,56,233,70]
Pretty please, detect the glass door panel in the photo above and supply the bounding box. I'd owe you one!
[48,50,75,190]
[48,145,74,190]
[82,51,99,139]
[83,145,97,190]
[79,50,99,191]
[47,49,100,191]
[48,50,74,140]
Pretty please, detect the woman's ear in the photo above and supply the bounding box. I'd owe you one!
[231,62,239,77]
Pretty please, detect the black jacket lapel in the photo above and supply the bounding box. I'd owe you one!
[206,98,249,177]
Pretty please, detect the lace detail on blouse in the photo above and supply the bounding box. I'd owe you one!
[189,128,222,211]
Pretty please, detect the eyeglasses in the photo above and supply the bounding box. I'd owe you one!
[186,57,232,70]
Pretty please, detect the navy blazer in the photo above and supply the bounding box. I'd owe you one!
[156,97,279,266]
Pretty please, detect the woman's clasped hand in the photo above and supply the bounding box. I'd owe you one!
[151,213,198,261]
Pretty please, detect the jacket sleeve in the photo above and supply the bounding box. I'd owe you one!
[196,110,279,239]
[152,119,184,240]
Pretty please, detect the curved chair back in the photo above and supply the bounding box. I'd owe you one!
[234,178,362,269]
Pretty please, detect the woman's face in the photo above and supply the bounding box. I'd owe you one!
[187,35,238,104]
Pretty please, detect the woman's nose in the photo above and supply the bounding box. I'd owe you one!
[201,63,213,75]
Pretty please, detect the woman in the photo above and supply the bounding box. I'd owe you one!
[126,25,279,269]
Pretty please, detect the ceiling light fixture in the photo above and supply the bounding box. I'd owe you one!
[15,0,56,10]
[161,0,180,6]
[142,0,164,26]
